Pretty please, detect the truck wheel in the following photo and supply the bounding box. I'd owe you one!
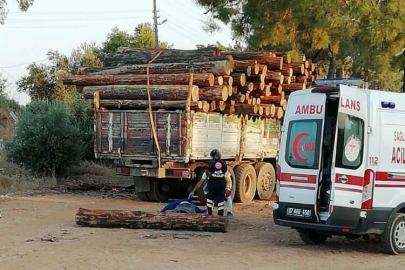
[147,179,171,202]
[382,213,405,255]
[255,162,276,200]
[234,164,257,204]
[228,167,236,202]
[299,230,327,245]
[137,192,150,201]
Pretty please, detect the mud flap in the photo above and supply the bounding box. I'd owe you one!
[134,176,151,193]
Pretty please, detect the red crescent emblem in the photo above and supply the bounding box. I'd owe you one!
[292,132,311,162]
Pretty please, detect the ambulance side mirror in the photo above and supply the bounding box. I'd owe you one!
[281,125,285,132]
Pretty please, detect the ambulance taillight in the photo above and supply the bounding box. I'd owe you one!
[361,169,375,209]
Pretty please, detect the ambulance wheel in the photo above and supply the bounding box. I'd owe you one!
[255,163,276,200]
[137,192,150,201]
[147,179,171,202]
[234,164,257,204]
[382,213,405,255]
[299,230,327,245]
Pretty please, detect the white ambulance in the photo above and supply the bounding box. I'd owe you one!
[273,81,405,254]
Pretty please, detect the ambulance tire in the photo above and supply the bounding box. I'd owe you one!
[382,213,405,255]
[299,230,327,245]
[255,163,276,200]
[147,179,171,202]
[234,165,257,204]
[137,192,150,202]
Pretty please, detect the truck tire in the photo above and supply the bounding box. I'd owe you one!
[382,213,405,255]
[147,179,171,202]
[137,192,150,201]
[299,230,327,245]
[255,162,276,200]
[234,164,257,204]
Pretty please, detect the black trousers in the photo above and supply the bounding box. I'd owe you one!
[206,180,226,216]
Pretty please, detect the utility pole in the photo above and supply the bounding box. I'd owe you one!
[153,0,159,49]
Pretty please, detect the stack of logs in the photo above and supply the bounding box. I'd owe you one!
[62,47,318,120]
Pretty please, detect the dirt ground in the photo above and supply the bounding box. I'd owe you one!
[0,194,404,270]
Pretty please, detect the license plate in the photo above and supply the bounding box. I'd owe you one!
[286,207,312,218]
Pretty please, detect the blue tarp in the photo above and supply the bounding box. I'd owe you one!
[160,199,207,214]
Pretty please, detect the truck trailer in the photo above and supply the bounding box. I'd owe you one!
[95,108,280,204]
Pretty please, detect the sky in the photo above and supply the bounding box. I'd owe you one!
[0,0,235,105]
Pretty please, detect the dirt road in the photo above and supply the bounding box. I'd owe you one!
[0,194,403,270]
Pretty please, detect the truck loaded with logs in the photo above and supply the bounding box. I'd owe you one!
[63,47,318,204]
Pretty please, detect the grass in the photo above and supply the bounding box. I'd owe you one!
[70,161,115,177]
[0,154,56,195]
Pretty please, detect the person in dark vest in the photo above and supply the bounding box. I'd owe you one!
[189,149,230,216]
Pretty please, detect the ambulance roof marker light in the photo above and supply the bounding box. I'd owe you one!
[314,78,363,87]
[381,101,396,109]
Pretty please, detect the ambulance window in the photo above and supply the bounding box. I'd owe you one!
[285,120,322,169]
[335,113,364,169]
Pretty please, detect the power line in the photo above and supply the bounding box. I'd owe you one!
[8,10,150,15]
[0,59,48,69]
[4,16,151,23]
[0,26,89,29]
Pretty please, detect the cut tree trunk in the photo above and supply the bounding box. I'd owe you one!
[282,83,306,93]
[285,63,305,75]
[249,74,265,83]
[265,72,284,84]
[63,74,215,87]
[97,100,192,110]
[233,104,258,115]
[78,60,232,76]
[232,73,246,86]
[278,67,293,77]
[83,85,199,102]
[104,49,231,67]
[222,52,282,69]
[199,86,228,101]
[215,76,224,86]
[75,208,228,232]
[270,84,283,95]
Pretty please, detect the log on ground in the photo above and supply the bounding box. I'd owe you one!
[76,208,228,232]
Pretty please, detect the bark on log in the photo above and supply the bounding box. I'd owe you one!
[233,61,252,76]
[282,83,306,92]
[283,76,292,85]
[199,86,228,101]
[223,75,233,87]
[265,71,284,84]
[238,83,253,93]
[63,74,215,87]
[252,82,265,91]
[270,84,283,95]
[277,67,293,77]
[234,104,258,115]
[232,73,246,86]
[285,63,305,75]
[104,49,230,67]
[75,208,228,232]
[98,100,190,110]
[249,74,265,83]
[79,60,232,76]
[215,76,224,86]
[260,95,284,105]
[83,85,199,102]
[222,52,282,69]
[296,76,308,84]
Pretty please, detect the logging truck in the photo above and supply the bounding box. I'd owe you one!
[94,108,280,204]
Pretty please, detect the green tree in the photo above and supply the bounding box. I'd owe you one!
[1,0,34,24]
[6,100,82,175]
[0,72,8,96]
[102,24,171,54]
[196,0,405,90]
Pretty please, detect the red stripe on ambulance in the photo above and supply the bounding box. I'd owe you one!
[335,174,363,186]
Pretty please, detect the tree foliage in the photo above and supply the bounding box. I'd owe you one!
[103,24,171,54]
[0,72,8,96]
[196,0,405,90]
[1,0,33,24]
[6,100,82,175]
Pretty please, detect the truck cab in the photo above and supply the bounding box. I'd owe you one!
[274,82,405,254]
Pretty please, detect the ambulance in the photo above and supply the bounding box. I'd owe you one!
[273,80,405,254]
